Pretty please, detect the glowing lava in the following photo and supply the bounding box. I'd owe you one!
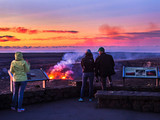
[47,65,74,80]
[48,74,55,79]
[61,76,66,80]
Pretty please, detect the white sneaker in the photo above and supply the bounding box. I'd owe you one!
[11,107,16,111]
[78,98,84,102]
[17,108,25,112]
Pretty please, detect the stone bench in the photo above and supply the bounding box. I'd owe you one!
[95,90,160,112]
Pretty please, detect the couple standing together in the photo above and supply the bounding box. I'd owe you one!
[79,47,115,102]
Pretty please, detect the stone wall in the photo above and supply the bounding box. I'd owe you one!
[1,80,160,113]
[0,80,91,110]
[0,85,81,110]
[95,90,160,113]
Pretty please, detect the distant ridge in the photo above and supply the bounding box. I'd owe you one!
[0,46,160,53]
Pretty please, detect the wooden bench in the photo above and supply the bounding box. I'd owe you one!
[122,66,160,87]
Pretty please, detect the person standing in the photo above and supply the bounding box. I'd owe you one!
[10,52,30,112]
[79,49,94,102]
[95,47,115,90]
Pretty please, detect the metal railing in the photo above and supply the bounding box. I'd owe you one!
[8,68,49,92]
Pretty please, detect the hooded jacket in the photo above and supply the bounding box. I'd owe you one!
[10,52,30,82]
[95,53,115,77]
[81,53,94,73]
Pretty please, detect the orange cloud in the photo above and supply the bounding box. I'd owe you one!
[147,22,159,31]
[99,24,124,37]
[31,29,160,43]
[0,28,10,31]
[0,35,20,42]
[0,27,78,34]
[14,27,38,34]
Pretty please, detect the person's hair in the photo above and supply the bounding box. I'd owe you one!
[98,47,105,52]
[85,52,93,58]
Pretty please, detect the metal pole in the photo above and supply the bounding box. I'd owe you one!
[8,70,13,92]
[122,66,125,87]
[43,80,46,88]
[10,77,13,92]
[123,78,125,87]
[156,78,159,87]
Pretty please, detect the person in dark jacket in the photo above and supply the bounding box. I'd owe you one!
[95,47,115,90]
[79,49,94,102]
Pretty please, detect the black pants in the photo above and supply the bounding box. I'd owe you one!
[100,76,112,90]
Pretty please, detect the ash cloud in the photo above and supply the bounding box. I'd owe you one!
[47,52,84,80]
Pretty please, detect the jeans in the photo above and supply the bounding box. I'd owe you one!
[11,81,27,109]
[100,76,112,90]
[80,72,94,98]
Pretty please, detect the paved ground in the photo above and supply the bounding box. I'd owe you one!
[1,98,160,120]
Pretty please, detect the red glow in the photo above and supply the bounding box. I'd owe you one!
[48,74,55,79]
[47,65,74,80]
[61,76,66,80]
[48,71,73,80]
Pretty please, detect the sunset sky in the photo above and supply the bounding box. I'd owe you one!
[0,0,160,50]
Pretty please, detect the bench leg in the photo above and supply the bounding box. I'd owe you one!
[43,80,46,89]
[10,78,13,92]
[123,78,125,87]
[156,79,159,87]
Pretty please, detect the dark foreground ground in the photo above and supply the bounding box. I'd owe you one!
[1,98,160,120]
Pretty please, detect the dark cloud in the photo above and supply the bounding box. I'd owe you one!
[43,30,78,34]
[105,30,160,40]
[0,27,78,34]
[0,39,8,42]
[32,36,79,41]
[124,30,160,39]
[0,35,20,42]
[0,27,38,34]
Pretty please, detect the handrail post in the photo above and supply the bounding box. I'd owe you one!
[156,78,159,87]
[10,77,13,92]
[43,80,46,89]
[122,66,125,87]
[8,70,13,92]
[157,67,160,87]
[40,68,49,89]
[156,67,159,87]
